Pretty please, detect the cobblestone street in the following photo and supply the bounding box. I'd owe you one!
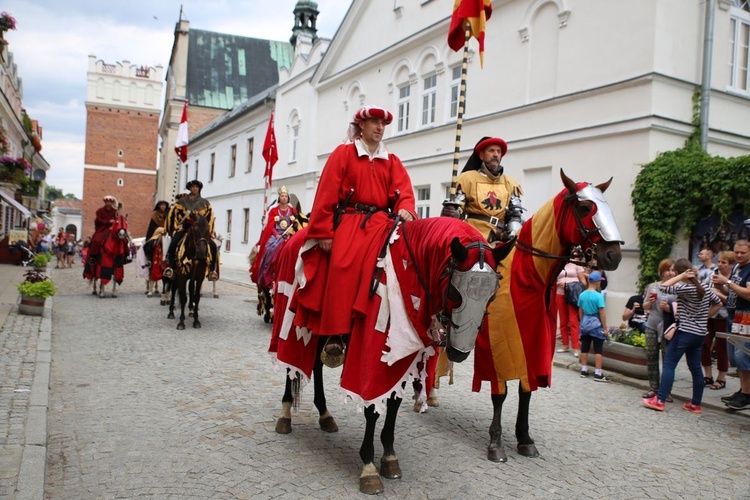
[3,264,750,498]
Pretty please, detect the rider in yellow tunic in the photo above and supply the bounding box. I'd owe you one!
[439,136,527,393]
[447,136,524,245]
[163,180,218,281]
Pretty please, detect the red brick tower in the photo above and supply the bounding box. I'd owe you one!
[82,56,164,239]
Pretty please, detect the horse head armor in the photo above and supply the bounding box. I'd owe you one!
[440,238,512,363]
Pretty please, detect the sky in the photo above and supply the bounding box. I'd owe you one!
[3,0,351,198]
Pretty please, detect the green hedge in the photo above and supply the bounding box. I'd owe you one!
[632,145,750,290]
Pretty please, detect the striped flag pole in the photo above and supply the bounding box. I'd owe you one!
[262,177,269,226]
[171,156,180,204]
[447,22,472,203]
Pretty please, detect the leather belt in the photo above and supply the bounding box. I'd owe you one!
[343,203,389,228]
[344,203,387,214]
[465,212,503,228]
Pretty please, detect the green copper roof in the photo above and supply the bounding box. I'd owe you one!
[187,29,294,110]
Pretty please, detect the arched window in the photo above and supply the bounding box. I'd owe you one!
[393,65,412,133]
[289,111,300,163]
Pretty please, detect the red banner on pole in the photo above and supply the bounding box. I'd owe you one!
[448,0,493,67]
[262,112,278,185]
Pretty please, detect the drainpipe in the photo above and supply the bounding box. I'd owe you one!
[700,0,716,151]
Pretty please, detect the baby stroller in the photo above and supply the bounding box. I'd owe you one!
[10,239,36,267]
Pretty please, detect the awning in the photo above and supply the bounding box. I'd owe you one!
[0,191,32,220]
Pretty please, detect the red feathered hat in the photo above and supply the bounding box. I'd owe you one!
[474,137,508,157]
[353,106,393,125]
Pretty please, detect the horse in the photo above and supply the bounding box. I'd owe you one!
[167,214,212,330]
[249,243,275,323]
[252,208,306,324]
[466,170,623,462]
[85,215,130,298]
[270,217,511,494]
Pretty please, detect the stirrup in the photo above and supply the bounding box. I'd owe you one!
[208,271,218,281]
[163,267,174,279]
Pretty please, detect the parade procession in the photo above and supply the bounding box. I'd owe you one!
[2,0,750,498]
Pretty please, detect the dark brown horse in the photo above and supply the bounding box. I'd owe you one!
[471,171,623,462]
[168,215,212,330]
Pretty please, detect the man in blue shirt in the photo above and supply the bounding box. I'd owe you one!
[578,271,610,382]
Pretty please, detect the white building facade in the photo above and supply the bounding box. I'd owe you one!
[180,0,750,316]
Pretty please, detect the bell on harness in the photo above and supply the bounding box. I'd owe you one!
[320,336,346,368]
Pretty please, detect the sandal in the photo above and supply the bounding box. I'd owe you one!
[709,380,726,390]
[642,390,657,398]
[704,377,714,386]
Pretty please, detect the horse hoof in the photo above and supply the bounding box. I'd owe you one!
[213,294,219,299]
[167,313,175,319]
[380,456,402,479]
[177,323,185,330]
[517,443,539,458]
[488,445,508,463]
[275,417,292,434]
[91,290,97,295]
[359,474,384,495]
[413,400,426,413]
[147,293,152,298]
[193,322,201,329]
[319,415,338,433]
[426,396,440,407]
[111,294,117,298]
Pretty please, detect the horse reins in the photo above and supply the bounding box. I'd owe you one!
[513,194,595,267]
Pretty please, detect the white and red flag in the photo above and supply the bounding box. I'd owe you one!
[175,101,189,163]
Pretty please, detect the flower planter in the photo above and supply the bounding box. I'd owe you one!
[587,341,648,380]
[18,294,45,316]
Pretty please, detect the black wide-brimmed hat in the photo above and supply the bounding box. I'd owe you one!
[186,180,203,190]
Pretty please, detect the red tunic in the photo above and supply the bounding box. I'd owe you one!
[296,140,416,335]
[88,205,117,257]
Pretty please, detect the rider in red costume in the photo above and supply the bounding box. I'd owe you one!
[250,186,299,288]
[295,106,417,336]
[88,195,118,261]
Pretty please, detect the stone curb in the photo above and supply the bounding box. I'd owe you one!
[16,295,52,500]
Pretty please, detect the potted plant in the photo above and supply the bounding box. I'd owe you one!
[32,252,48,271]
[16,270,55,316]
[594,324,648,379]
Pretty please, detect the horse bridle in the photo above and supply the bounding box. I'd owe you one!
[187,221,209,260]
[400,221,498,344]
[514,192,597,267]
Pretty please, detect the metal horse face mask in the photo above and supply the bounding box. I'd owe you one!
[575,184,623,244]
[445,250,500,361]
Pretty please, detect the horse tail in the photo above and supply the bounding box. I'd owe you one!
[291,373,301,411]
